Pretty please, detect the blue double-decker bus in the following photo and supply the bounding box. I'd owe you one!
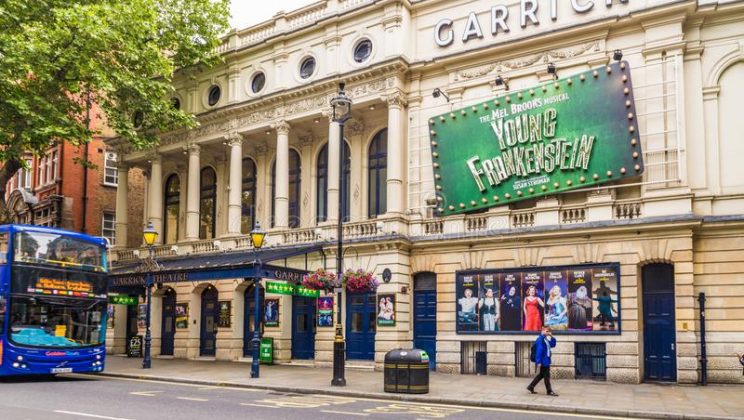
[0,225,108,376]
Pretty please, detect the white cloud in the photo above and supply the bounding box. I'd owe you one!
[229,0,317,30]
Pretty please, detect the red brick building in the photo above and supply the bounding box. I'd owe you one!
[4,114,145,246]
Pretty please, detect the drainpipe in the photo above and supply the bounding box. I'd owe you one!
[81,91,91,234]
[698,292,707,386]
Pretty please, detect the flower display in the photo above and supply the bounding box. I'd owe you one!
[302,268,340,292]
[341,269,379,293]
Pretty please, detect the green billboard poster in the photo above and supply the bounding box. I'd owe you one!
[429,61,643,216]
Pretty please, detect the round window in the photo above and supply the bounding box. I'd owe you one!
[300,57,316,79]
[171,97,181,110]
[353,39,373,63]
[207,85,221,106]
[251,72,266,93]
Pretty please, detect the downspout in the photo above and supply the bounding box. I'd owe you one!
[81,91,91,234]
[698,292,708,386]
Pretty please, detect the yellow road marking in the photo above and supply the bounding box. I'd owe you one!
[320,410,370,417]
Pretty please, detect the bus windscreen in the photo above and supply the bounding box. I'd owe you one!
[13,230,106,272]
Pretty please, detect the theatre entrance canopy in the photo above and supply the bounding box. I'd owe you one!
[108,244,326,294]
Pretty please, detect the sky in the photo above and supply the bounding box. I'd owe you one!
[229,0,316,30]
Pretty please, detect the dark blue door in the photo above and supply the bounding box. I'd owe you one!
[200,286,219,357]
[243,283,264,357]
[414,273,437,370]
[160,289,176,356]
[292,295,316,359]
[642,264,677,382]
[346,292,376,360]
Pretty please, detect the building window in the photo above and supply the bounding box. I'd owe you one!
[207,85,221,106]
[299,57,316,79]
[104,151,118,186]
[575,343,607,381]
[50,150,58,184]
[164,174,180,244]
[251,72,266,94]
[241,158,257,234]
[171,97,181,110]
[317,142,351,223]
[102,213,116,247]
[199,167,217,239]
[38,157,46,187]
[353,39,373,63]
[368,129,388,218]
[271,150,301,228]
[17,159,32,191]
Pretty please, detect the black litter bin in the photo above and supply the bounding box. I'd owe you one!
[384,348,430,394]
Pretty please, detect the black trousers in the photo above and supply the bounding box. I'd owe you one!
[528,365,553,393]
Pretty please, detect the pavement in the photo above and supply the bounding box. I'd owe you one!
[89,356,744,420]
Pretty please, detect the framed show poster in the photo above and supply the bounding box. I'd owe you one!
[264,298,279,327]
[376,294,395,327]
[455,263,620,335]
[317,296,333,327]
[137,304,147,329]
[218,301,231,328]
[175,303,189,329]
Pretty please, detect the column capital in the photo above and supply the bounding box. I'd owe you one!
[146,152,161,164]
[383,91,408,109]
[116,162,130,172]
[184,142,201,156]
[224,131,244,147]
[272,120,291,135]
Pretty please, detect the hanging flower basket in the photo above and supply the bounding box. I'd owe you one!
[302,268,340,293]
[342,269,379,293]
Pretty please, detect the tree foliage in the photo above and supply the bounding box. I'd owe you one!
[0,0,229,215]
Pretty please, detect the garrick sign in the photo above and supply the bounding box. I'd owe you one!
[429,61,643,216]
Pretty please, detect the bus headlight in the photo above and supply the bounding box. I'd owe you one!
[17,356,23,361]
[12,362,20,368]
[96,355,101,360]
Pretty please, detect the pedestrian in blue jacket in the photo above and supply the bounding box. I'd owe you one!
[527,326,558,396]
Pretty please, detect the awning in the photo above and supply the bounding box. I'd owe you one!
[108,243,326,292]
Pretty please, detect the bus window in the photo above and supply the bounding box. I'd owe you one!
[13,231,105,272]
[0,232,8,264]
[0,296,6,332]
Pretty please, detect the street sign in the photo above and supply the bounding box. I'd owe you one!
[259,337,273,365]
[110,294,138,305]
[429,61,643,216]
[266,281,320,298]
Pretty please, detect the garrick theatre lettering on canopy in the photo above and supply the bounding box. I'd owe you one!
[105,0,744,386]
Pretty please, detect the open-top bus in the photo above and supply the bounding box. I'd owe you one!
[0,224,108,376]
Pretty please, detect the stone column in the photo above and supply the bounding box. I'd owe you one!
[185,144,201,240]
[327,118,341,223]
[385,92,407,216]
[148,155,163,244]
[226,133,243,235]
[114,163,129,248]
[273,121,290,229]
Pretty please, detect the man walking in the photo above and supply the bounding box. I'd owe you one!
[527,325,558,396]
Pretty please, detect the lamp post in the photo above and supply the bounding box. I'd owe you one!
[141,222,159,369]
[330,82,352,387]
[249,221,267,379]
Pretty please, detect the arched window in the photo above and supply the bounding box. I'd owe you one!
[271,150,301,228]
[241,158,257,234]
[163,174,180,244]
[317,142,351,223]
[368,129,388,218]
[199,167,217,239]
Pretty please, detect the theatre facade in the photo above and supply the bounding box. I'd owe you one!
[106,0,744,384]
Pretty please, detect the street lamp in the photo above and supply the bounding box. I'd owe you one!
[330,82,352,387]
[142,221,158,369]
[250,221,266,379]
